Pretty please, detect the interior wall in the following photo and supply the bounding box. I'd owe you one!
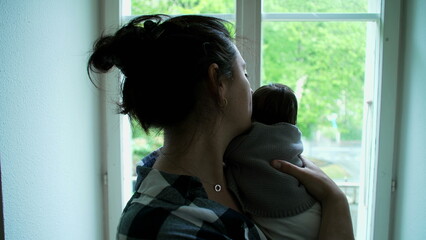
[0,0,103,239]
[393,0,426,238]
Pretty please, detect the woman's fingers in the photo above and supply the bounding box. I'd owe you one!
[272,157,354,239]
[271,159,307,179]
[271,157,342,202]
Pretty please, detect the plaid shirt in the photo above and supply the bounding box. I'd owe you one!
[117,150,266,240]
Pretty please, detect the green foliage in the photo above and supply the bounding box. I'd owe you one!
[129,0,367,161]
[131,0,234,15]
[263,0,367,13]
[131,119,163,163]
[262,21,366,140]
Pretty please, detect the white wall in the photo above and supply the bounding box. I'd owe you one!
[0,0,104,239]
[393,0,426,239]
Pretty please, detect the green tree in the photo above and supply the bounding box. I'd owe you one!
[131,0,234,15]
[263,0,367,12]
[130,0,367,147]
[262,21,365,140]
[131,119,163,164]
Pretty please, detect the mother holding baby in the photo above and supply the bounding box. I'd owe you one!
[88,14,354,240]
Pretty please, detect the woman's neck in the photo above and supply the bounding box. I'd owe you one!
[152,121,243,212]
[153,127,229,186]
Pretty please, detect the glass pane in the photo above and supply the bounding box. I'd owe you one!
[131,0,235,15]
[131,119,163,185]
[263,0,368,13]
[262,21,367,232]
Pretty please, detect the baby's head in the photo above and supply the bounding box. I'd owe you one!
[252,83,298,125]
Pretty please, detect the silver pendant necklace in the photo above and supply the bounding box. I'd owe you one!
[162,155,224,192]
[214,184,222,192]
[198,180,223,192]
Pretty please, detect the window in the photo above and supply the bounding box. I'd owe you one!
[103,0,401,239]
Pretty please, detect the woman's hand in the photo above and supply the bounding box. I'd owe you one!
[271,156,343,202]
[271,157,355,240]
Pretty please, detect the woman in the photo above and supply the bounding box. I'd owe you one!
[88,14,354,240]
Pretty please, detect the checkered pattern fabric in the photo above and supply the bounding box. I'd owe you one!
[117,150,266,240]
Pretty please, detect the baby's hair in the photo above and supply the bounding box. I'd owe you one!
[87,14,236,132]
[252,83,298,125]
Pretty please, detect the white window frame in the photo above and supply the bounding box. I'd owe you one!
[102,0,401,239]
[237,2,401,239]
[101,1,133,240]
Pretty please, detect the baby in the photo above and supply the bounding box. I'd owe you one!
[225,83,321,240]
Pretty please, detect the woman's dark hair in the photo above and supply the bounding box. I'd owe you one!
[252,83,298,125]
[87,14,236,132]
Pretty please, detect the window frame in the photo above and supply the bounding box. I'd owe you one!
[102,0,401,239]
[101,1,130,240]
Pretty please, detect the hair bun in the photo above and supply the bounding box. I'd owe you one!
[88,14,236,133]
[144,20,156,32]
[141,20,164,40]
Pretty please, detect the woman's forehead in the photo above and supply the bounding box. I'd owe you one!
[232,46,246,68]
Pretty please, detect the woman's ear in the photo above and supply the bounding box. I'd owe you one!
[207,63,227,103]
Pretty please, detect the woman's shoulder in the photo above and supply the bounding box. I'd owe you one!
[118,164,265,240]
[116,167,214,239]
[117,199,265,240]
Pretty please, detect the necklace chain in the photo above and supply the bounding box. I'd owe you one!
[160,155,224,192]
